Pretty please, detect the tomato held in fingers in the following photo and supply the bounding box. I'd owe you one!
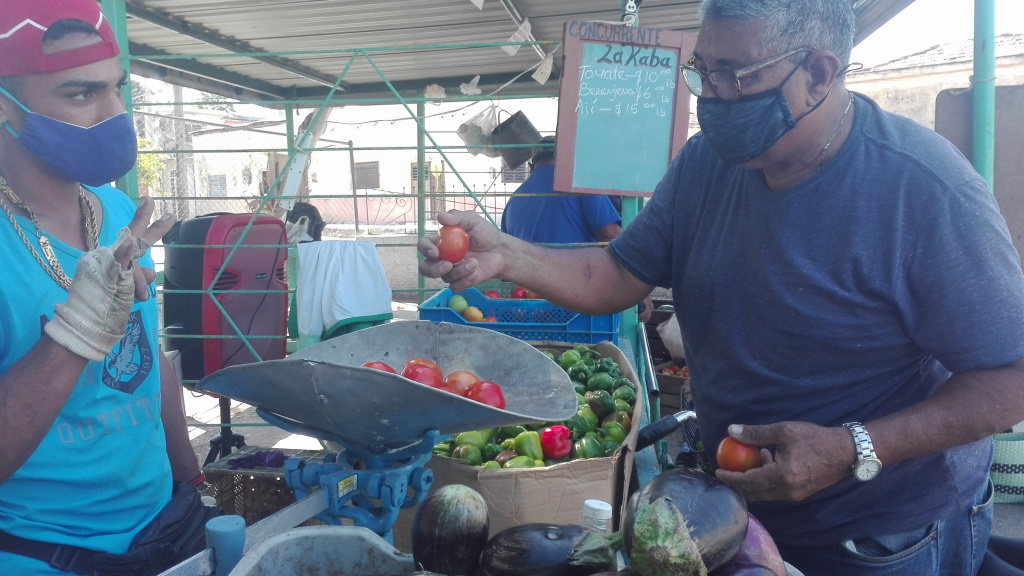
[466,381,506,409]
[716,437,762,472]
[443,370,480,396]
[437,225,469,263]
[402,358,444,388]
[361,361,397,374]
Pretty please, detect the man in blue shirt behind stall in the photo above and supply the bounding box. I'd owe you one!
[419,0,1024,574]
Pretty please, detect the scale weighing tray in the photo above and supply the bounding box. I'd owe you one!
[196,321,578,452]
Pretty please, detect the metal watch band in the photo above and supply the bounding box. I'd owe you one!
[843,422,877,460]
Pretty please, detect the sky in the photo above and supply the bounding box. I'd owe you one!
[851,0,1024,67]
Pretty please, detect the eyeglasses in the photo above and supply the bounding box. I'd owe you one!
[679,47,812,101]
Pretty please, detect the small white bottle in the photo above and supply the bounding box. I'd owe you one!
[580,499,613,534]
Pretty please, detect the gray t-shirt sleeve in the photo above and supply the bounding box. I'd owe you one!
[608,148,687,288]
[897,176,1024,373]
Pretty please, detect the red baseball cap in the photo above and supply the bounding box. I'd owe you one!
[0,0,120,77]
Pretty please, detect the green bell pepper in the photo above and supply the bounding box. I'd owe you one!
[568,363,593,384]
[542,351,556,361]
[572,382,587,396]
[595,357,618,374]
[601,421,628,444]
[585,390,616,418]
[587,372,615,393]
[612,377,635,390]
[451,444,482,466]
[613,386,636,405]
[503,455,535,468]
[566,413,592,439]
[573,344,596,359]
[454,431,488,450]
[514,430,544,461]
[602,411,632,432]
[577,406,599,431]
[614,399,632,413]
[559,350,582,370]
[500,438,517,451]
[481,443,503,462]
[498,425,527,440]
[602,440,621,457]
[480,460,501,469]
[573,437,604,459]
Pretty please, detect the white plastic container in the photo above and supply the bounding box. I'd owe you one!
[228,526,414,576]
[580,499,613,534]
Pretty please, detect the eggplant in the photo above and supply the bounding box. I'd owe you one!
[623,468,747,573]
[411,484,489,576]
[710,514,786,576]
[478,523,621,576]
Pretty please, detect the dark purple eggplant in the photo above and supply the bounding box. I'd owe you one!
[623,468,748,573]
[710,514,786,576]
[411,485,489,576]
[478,523,621,576]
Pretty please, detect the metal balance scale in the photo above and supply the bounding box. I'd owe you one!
[164,321,577,575]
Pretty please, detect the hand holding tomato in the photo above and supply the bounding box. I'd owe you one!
[714,421,857,504]
[417,211,507,293]
[716,437,761,472]
[437,225,469,263]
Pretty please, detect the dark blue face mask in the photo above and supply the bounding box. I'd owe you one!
[0,87,137,187]
[696,64,826,165]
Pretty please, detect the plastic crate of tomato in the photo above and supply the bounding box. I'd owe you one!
[419,287,620,345]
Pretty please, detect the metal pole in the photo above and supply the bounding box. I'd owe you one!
[101,0,140,201]
[417,94,427,304]
[285,104,296,157]
[349,140,360,234]
[973,0,996,193]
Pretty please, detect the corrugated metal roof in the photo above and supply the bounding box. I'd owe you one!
[121,0,916,102]
[862,33,1024,72]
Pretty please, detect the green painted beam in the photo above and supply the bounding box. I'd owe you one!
[973,0,996,192]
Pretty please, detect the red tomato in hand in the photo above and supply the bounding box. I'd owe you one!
[443,370,480,396]
[465,381,505,409]
[483,289,500,299]
[716,436,762,472]
[402,358,443,388]
[437,225,469,263]
[511,286,528,299]
[361,361,397,374]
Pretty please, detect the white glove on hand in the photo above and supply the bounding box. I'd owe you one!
[285,215,310,245]
[44,229,137,361]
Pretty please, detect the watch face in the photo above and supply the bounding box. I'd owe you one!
[854,458,882,481]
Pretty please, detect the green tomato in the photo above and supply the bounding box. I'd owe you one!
[447,294,469,314]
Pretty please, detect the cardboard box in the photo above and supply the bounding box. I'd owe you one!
[391,341,643,552]
[655,361,690,418]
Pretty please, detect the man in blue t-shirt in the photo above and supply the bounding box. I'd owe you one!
[420,1,1024,574]
[0,2,202,574]
[500,136,622,245]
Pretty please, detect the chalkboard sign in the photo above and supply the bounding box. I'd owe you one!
[555,22,697,197]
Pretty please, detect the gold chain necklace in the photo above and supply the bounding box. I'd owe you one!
[0,176,99,291]
[817,93,855,170]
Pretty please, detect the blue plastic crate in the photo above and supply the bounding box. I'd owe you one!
[419,287,620,345]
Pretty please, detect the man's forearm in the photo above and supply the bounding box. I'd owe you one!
[868,358,1024,467]
[501,239,652,316]
[0,336,88,483]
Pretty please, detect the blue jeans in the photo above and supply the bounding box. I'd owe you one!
[777,480,994,576]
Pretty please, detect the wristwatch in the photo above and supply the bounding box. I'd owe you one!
[842,422,882,482]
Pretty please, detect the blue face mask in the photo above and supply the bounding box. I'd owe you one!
[696,66,826,165]
[0,87,137,187]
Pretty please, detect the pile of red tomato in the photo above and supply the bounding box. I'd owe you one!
[482,286,540,300]
[658,364,689,379]
[361,358,506,409]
